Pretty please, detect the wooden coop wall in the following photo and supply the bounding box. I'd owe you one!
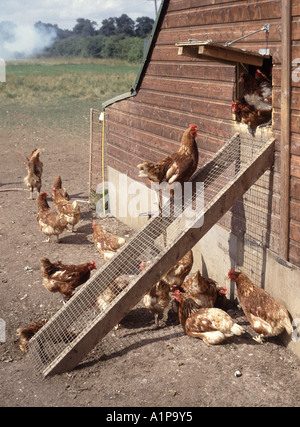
[103,0,300,270]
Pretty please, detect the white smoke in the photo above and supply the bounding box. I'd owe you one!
[0,21,57,60]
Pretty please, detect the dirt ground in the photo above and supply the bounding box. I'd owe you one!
[1,122,300,408]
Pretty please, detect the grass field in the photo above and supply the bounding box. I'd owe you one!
[0,58,140,137]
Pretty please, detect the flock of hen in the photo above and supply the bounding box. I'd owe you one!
[17,83,293,356]
[232,68,272,134]
[16,148,127,352]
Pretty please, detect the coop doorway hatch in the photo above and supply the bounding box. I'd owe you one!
[27,133,275,377]
[176,41,270,66]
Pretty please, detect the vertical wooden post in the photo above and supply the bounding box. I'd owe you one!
[101,110,106,215]
[89,108,93,198]
[280,0,291,260]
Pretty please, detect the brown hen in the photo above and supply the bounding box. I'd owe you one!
[92,220,126,261]
[18,148,43,199]
[228,269,293,343]
[137,125,198,185]
[36,192,68,242]
[180,270,227,309]
[174,290,244,345]
[52,187,81,232]
[51,175,70,201]
[40,257,96,302]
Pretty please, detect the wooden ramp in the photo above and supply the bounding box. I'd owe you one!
[27,133,275,376]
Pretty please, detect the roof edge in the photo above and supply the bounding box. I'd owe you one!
[101,0,168,110]
[101,90,137,109]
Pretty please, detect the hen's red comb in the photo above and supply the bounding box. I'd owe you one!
[189,124,197,129]
[228,268,235,277]
[173,288,181,301]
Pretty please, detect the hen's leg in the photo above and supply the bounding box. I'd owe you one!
[154,313,160,329]
[28,187,34,200]
[253,334,264,344]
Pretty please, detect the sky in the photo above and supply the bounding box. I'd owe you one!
[0,0,162,30]
[0,0,162,59]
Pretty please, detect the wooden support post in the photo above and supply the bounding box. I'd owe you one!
[89,108,93,197]
[280,0,291,260]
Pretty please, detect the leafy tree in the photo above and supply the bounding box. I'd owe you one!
[99,18,116,37]
[82,35,106,58]
[135,17,154,38]
[115,14,135,37]
[102,35,124,59]
[44,35,84,57]
[73,18,97,37]
[37,14,153,62]
[120,37,144,62]
[34,21,71,39]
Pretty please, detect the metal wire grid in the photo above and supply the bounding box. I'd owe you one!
[235,168,273,287]
[82,303,185,363]
[27,132,271,374]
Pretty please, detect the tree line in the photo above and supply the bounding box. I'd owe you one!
[36,15,154,62]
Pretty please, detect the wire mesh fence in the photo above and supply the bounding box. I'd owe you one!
[236,171,274,287]
[27,131,275,376]
[230,129,274,288]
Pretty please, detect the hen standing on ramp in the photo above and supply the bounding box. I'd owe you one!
[137,125,198,212]
[137,125,198,185]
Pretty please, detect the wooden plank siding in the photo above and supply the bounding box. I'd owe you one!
[104,0,300,267]
[290,2,300,265]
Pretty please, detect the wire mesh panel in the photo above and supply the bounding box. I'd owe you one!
[235,169,274,287]
[226,129,275,288]
[27,132,275,376]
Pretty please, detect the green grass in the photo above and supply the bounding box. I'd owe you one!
[1,57,139,101]
[0,57,140,137]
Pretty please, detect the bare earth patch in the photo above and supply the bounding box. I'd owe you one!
[1,123,300,408]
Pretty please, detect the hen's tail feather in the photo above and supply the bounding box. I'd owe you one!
[71,201,81,213]
[137,162,155,177]
[29,148,42,159]
[40,257,57,276]
[283,317,293,336]
[16,150,29,165]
